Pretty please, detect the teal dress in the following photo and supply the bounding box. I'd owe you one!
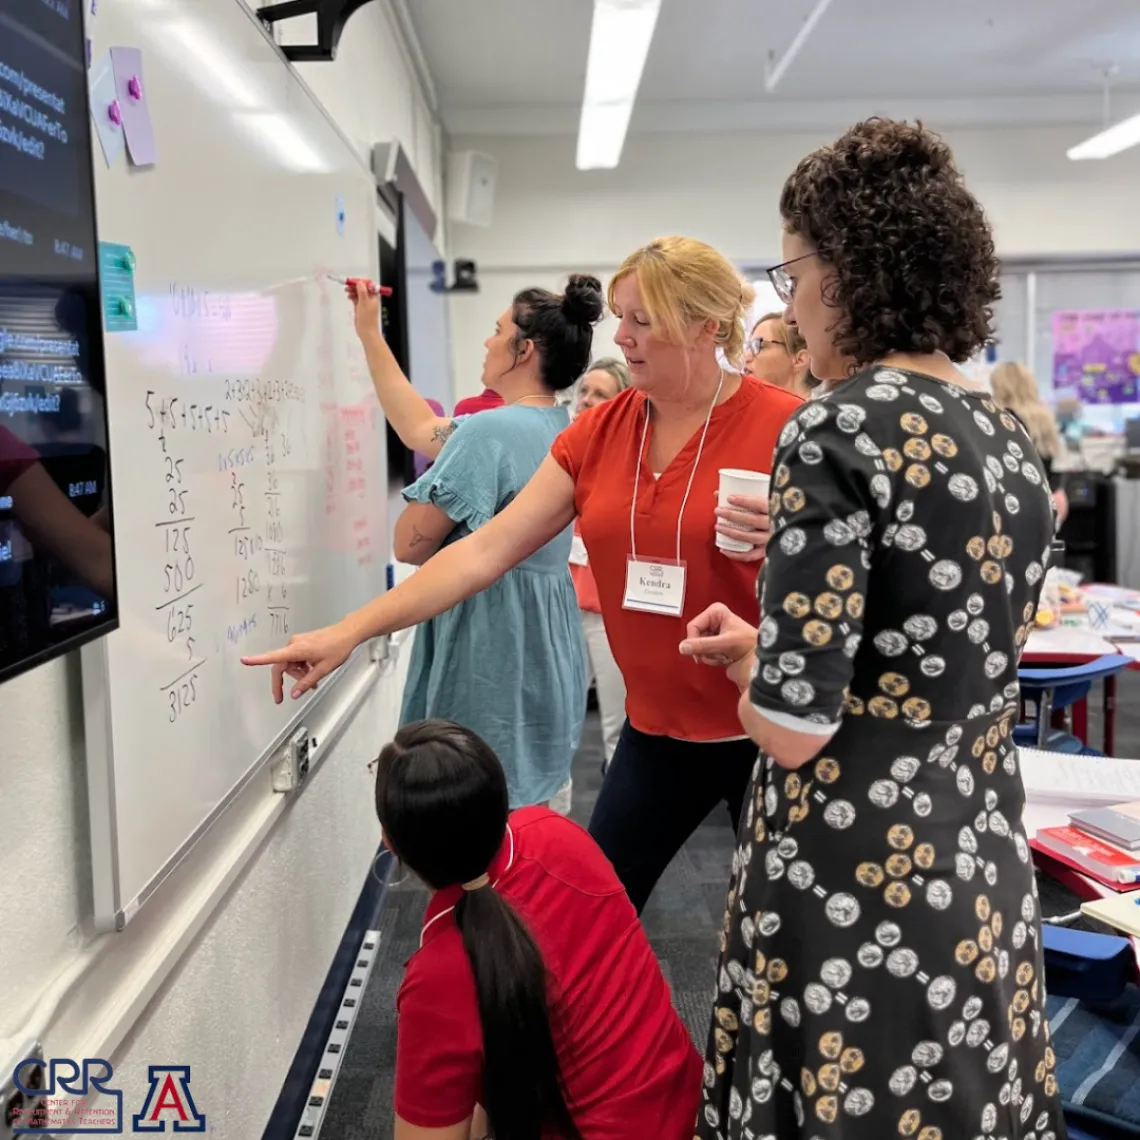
[399,405,586,807]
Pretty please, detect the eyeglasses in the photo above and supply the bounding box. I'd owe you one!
[746,336,783,357]
[766,253,815,305]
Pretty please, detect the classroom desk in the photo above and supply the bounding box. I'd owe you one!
[1023,626,1140,755]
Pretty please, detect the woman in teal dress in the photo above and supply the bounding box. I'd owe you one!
[343,274,600,806]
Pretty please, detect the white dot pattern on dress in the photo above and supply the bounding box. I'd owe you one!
[699,366,1061,1140]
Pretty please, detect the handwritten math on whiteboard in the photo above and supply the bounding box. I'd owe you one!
[80,0,388,930]
[131,282,314,727]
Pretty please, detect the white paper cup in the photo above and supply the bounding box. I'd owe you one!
[717,469,770,553]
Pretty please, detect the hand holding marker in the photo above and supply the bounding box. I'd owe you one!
[327,274,392,296]
[336,276,392,341]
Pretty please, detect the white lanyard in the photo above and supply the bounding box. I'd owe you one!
[418,825,516,948]
[629,371,724,564]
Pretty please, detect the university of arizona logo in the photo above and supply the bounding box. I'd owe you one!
[133,1067,206,1133]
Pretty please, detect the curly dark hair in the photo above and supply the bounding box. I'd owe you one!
[779,118,1000,366]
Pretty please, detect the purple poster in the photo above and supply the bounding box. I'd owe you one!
[1052,309,1140,404]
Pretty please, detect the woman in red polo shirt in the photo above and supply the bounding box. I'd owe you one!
[245,236,803,913]
[378,718,701,1140]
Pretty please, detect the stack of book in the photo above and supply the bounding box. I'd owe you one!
[1033,804,1140,889]
[1020,747,1140,891]
[1020,747,1140,936]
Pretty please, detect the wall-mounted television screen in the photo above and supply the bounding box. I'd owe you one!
[0,0,118,683]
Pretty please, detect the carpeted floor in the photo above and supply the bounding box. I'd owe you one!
[320,675,1140,1139]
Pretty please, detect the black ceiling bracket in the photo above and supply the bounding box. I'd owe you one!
[258,0,376,63]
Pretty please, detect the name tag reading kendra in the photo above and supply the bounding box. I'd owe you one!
[623,557,687,617]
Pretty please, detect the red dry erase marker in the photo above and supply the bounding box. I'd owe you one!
[328,274,392,296]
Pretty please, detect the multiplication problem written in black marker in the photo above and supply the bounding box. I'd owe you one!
[146,387,206,724]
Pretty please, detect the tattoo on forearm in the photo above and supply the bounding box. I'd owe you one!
[431,420,458,444]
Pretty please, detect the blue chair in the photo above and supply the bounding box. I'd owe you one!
[1016,654,1132,753]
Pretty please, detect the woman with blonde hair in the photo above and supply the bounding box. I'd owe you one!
[571,357,631,772]
[991,360,1068,521]
[743,311,814,397]
[246,236,803,913]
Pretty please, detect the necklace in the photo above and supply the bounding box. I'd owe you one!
[510,394,555,406]
[630,369,723,564]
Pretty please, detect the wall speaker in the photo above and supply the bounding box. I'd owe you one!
[446,150,498,228]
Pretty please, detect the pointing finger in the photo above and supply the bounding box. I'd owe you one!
[242,646,300,667]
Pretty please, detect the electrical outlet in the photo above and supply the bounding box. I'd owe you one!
[1,1044,46,1138]
[271,726,310,793]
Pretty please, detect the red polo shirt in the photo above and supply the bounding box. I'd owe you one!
[551,375,802,739]
[395,808,701,1139]
[453,388,504,417]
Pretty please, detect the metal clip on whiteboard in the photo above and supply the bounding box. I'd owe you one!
[271,727,311,793]
[369,635,391,665]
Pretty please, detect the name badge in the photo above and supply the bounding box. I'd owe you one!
[623,556,687,617]
[569,534,589,567]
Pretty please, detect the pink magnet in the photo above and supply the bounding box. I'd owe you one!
[108,99,122,126]
[127,76,141,100]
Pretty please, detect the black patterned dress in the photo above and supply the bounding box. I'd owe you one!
[698,367,1066,1140]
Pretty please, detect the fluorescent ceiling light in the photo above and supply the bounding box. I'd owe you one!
[1068,111,1140,160]
[576,0,662,171]
[237,113,327,173]
[165,22,264,110]
[765,0,834,93]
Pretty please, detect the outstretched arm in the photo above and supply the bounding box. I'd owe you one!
[243,455,577,701]
[348,279,456,458]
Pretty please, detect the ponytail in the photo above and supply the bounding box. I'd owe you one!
[454,887,579,1140]
[373,719,581,1140]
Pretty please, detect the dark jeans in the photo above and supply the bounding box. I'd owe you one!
[587,720,758,914]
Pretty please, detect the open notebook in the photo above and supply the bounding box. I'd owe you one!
[1019,748,1140,805]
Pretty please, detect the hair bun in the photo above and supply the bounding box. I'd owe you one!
[561,274,604,325]
[848,117,952,176]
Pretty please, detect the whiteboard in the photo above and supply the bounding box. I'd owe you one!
[80,0,388,930]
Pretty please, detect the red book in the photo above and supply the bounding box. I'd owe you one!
[1033,826,1140,888]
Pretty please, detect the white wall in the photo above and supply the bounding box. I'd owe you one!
[446,126,1140,397]
[268,1,445,242]
[0,6,433,1136]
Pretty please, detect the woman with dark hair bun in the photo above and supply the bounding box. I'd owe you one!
[377,718,701,1140]
[681,119,1063,1138]
[339,275,603,808]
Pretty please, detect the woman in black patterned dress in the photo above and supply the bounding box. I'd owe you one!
[680,119,1065,1139]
